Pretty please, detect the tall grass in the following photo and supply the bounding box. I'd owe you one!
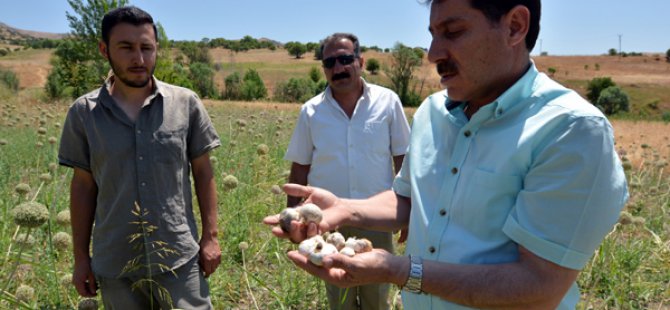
[0,89,668,308]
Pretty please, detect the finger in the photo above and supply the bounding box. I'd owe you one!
[85,279,97,297]
[321,253,349,269]
[289,221,307,243]
[263,214,280,225]
[306,222,318,238]
[283,183,312,198]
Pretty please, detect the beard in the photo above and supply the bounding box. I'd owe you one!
[107,53,155,88]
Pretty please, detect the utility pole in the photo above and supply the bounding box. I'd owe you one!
[618,34,622,58]
[539,39,543,56]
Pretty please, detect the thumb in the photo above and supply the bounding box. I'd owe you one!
[282,183,312,198]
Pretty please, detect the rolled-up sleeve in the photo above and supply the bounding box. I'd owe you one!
[503,116,628,270]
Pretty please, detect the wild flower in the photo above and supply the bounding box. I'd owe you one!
[59,274,73,286]
[270,185,282,195]
[77,298,98,310]
[15,233,35,247]
[37,127,47,135]
[256,144,269,155]
[48,136,57,144]
[236,119,247,127]
[56,210,71,226]
[53,231,72,251]
[35,142,43,148]
[48,162,58,172]
[0,138,7,145]
[210,156,218,164]
[239,241,249,251]
[39,173,52,183]
[618,211,634,225]
[222,175,239,190]
[12,202,49,228]
[15,284,35,303]
[14,183,31,195]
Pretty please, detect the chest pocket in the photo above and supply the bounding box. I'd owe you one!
[359,120,389,152]
[153,130,185,164]
[456,169,522,232]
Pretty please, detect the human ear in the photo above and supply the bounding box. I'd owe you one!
[98,41,109,60]
[505,5,530,48]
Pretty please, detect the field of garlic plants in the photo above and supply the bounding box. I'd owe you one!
[0,96,668,309]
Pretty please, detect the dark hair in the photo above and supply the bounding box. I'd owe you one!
[319,33,361,57]
[101,6,157,45]
[424,0,541,51]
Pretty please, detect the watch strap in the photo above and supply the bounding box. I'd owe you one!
[402,255,423,293]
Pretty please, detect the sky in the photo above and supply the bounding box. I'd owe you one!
[0,0,668,56]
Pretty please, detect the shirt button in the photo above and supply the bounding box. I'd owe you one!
[429,246,436,253]
[439,209,447,216]
[141,182,146,187]
[464,130,471,137]
[138,156,144,160]
[451,167,458,174]
[136,129,142,134]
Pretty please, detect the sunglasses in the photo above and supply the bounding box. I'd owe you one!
[322,54,356,69]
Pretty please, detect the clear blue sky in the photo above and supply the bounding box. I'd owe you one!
[1,0,668,56]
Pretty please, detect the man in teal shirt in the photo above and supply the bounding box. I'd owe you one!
[265,0,628,308]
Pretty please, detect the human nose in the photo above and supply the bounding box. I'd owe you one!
[427,37,446,64]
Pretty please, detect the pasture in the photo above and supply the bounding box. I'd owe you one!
[0,47,668,309]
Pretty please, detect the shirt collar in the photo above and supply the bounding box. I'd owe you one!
[445,61,539,119]
[100,75,166,109]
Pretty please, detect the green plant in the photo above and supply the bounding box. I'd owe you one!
[274,78,317,103]
[547,67,557,76]
[189,62,218,98]
[384,43,422,107]
[0,68,19,92]
[223,72,242,100]
[240,69,267,101]
[308,66,321,83]
[285,42,307,59]
[586,77,616,103]
[121,203,178,309]
[365,58,381,75]
[596,86,630,115]
[608,48,618,56]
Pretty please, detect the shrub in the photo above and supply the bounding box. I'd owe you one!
[366,58,381,75]
[0,68,19,92]
[274,78,317,103]
[608,48,618,56]
[308,66,321,83]
[586,77,616,103]
[223,72,242,100]
[240,69,267,101]
[547,67,557,76]
[596,86,630,115]
[189,62,217,98]
[662,111,670,123]
[666,48,670,62]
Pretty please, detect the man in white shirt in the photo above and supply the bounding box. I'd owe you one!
[284,32,411,310]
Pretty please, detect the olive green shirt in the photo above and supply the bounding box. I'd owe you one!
[58,77,220,278]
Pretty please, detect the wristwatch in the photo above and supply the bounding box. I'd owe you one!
[402,255,423,293]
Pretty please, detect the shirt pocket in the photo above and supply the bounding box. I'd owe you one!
[153,130,185,164]
[360,120,389,153]
[457,169,522,231]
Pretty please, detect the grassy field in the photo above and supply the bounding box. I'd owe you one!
[0,47,669,309]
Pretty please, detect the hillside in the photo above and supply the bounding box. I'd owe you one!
[0,22,67,42]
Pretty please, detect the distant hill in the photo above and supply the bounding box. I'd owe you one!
[0,22,68,42]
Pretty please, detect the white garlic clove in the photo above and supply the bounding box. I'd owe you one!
[339,246,355,257]
[297,203,323,225]
[326,231,346,250]
[279,208,301,233]
[353,238,373,253]
[308,242,338,266]
[344,237,359,249]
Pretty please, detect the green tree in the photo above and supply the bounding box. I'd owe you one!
[274,78,317,103]
[365,58,381,75]
[608,48,618,56]
[384,43,422,106]
[240,69,267,100]
[308,66,321,83]
[154,23,193,89]
[45,0,129,99]
[189,62,217,98]
[179,41,212,64]
[596,86,630,115]
[285,41,307,59]
[222,72,242,100]
[586,77,616,103]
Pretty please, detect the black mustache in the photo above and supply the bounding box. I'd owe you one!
[332,72,351,81]
[436,62,457,75]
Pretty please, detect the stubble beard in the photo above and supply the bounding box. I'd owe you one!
[107,53,155,88]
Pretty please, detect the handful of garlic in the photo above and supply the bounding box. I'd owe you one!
[279,203,323,233]
[299,232,373,266]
